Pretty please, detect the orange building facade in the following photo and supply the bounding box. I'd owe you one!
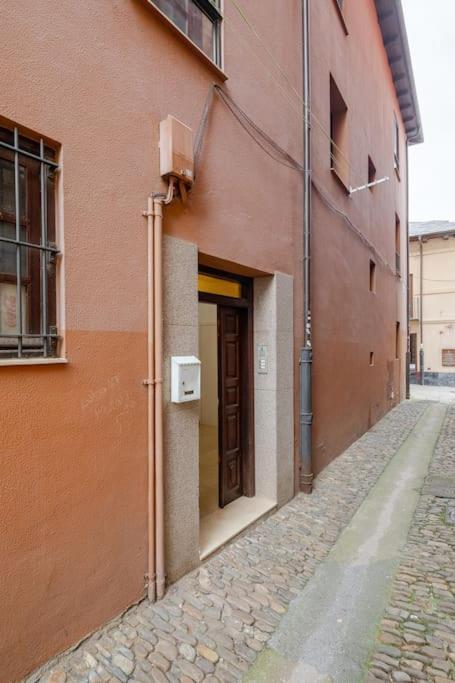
[0,1,420,680]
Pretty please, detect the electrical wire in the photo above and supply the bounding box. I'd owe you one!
[194,84,396,277]
[224,0,367,189]
[222,1,367,189]
[215,86,304,171]
[220,11,308,124]
[194,85,305,177]
[226,0,303,104]
[193,83,399,280]
[312,180,398,276]
[193,85,215,179]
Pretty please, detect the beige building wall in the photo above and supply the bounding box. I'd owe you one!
[410,236,455,376]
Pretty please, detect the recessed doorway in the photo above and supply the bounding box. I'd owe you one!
[199,269,264,557]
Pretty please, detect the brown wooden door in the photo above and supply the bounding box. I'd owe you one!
[218,306,243,507]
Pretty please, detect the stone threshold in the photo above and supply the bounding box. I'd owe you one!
[200,496,277,560]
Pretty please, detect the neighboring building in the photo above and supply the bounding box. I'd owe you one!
[410,221,455,386]
[0,0,420,680]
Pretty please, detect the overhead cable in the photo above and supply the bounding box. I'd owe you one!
[224,0,367,188]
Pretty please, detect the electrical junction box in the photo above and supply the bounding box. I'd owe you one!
[159,115,194,186]
[171,356,201,403]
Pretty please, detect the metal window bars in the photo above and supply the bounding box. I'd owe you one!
[0,128,59,358]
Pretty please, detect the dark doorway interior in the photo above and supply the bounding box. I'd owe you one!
[410,332,418,368]
[198,269,254,511]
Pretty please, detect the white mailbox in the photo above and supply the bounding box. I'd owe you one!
[171,356,201,403]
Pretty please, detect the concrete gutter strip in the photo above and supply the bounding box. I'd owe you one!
[245,403,447,683]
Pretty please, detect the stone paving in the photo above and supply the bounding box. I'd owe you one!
[366,405,455,683]
[27,400,429,683]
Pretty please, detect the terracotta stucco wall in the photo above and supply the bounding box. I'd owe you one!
[309,0,409,473]
[0,1,302,680]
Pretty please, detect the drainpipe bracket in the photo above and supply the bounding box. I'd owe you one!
[300,412,313,425]
[299,348,313,364]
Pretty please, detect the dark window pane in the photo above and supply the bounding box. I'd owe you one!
[0,250,22,347]
[153,0,217,61]
[47,169,56,244]
[188,2,214,59]
[0,246,44,355]
[19,134,40,157]
[0,158,26,221]
[23,246,42,336]
[0,158,15,214]
[46,249,57,342]
[154,0,187,31]
[26,158,42,246]
[0,126,14,146]
[0,223,26,275]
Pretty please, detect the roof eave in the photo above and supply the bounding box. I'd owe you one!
[375,0,423,145]
[410,231,455,241]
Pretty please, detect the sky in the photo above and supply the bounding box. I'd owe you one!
[402,0,455,222]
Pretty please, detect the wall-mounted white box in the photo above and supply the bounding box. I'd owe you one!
[171,356,201,403]
[159,115,194,186]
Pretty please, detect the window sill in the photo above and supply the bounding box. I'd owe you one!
[331,0,349,35]
[140,0,228,82]
[331,167,350,194]
[0,357,68,367]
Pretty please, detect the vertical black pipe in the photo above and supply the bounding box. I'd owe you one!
[405,144,410,399]
[419,237,424,385]
[300,0,313,493]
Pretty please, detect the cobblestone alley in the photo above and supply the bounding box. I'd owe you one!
[27,398,455,683]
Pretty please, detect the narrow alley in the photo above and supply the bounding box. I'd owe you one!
[28,394,455,683]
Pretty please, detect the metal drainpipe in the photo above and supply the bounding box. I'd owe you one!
[419,236,424,385]
[405,144,410,399]
[143,179,175,602]
[300,0,313,494]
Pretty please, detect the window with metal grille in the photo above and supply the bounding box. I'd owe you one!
[0,124,59,359]
[151,0,222,65]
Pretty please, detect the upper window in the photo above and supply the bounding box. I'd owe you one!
[395,214,401,275]
[369,259,376,293]
[393,113,400,173]
[368,156,376,189]
[330,76,349,188]
[0,124,58,359]
[152,0,222,65]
